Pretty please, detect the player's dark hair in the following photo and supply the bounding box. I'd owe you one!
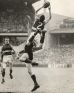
[40,15,45,22]
[5,37,9,40]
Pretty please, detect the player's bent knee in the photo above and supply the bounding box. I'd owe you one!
[19,53,28,62]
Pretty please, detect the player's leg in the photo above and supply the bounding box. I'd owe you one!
[19,53,29,63]
[26,30,39,45]
[19,50,40,91]
[8,55,13,79]
[40,29,47,46]
[26,63,40,92]
[9,62,13,79]
[1,55,8,84]
[1,62,6,84]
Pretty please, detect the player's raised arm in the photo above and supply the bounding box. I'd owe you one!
[35,6,43,14]
[44,2,51,24]
[36,1,51,14]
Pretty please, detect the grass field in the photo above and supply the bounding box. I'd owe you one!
[0,67,74,93]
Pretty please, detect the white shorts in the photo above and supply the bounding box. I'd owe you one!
[2,55,13,68]
[19,53,29,62]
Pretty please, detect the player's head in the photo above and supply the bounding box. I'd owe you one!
[4,37,9,44]
[39,15,45,22]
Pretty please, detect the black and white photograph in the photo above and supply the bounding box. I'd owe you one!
[0,0,74,93]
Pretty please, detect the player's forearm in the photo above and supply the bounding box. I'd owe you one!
[45,6,51,24]
[48,7,51,20]
[36,6,43,14]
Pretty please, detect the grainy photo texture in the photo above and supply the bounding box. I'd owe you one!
[0,0,74,93]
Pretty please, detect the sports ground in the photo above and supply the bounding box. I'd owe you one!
[0,67,74,93]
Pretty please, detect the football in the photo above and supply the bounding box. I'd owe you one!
[44,1,50,8]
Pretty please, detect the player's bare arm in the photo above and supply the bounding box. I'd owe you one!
[45,5,51,24]
[35,6,43,14]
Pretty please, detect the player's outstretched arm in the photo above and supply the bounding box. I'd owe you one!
[36,6,43,14]
[45,5,51,24]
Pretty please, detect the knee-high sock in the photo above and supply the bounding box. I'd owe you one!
[10,69,12,75]
[40,31,46,44]
[31,74,38,85]
[2,68,5,77]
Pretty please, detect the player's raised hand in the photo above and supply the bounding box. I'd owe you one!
[43,1,50,8]
[36,1,50,14]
